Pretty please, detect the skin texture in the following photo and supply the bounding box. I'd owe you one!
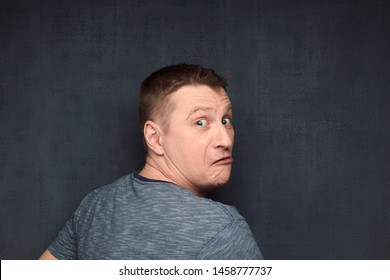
[39,84,234,260]
[140,84,234,196]
[39,250,57,260]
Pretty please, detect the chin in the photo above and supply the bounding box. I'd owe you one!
[211,174,231,187]
[210,166,232,184]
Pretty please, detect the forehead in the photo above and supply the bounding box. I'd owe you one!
[169,85,232,113]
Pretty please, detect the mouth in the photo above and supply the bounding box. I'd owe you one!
[212,156,233,165]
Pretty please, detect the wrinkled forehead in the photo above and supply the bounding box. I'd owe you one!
[170,85,232,112]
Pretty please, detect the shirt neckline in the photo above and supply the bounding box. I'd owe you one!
[133,172,175,185]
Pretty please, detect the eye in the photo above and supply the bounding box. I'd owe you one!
[196,119,207,127]
[222,117,232,126]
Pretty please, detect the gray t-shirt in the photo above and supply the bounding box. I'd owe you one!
[48,173,263,259]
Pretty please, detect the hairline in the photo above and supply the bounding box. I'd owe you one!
[152,83,227,132]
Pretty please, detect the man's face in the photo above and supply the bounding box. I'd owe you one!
[160,85,234,195]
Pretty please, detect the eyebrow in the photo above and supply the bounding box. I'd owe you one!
[186,105,232,120]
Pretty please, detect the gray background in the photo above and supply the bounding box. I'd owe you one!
[1,0,389,259]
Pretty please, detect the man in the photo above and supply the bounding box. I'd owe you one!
[39,64,263,259]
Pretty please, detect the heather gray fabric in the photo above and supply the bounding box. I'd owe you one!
[48,173,263,259]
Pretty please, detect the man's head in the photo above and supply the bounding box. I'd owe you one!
[138,64,234,195]
[139,64,227,133]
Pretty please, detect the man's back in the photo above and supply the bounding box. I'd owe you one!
[47,173,262,259]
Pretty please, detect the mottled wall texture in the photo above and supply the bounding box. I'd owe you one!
[1,0,389,259]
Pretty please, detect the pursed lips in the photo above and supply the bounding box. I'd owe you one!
[212,156,233,165]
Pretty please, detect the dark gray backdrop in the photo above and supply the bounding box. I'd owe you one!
[1,0,389,260]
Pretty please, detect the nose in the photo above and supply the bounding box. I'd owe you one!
[214,123,234,150]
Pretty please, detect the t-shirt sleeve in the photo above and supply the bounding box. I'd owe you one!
[47,191,95,260]
[197,219,264,260]
[47,212,78,260]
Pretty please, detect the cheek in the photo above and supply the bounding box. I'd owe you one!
[187,143,207,157]
[176,136,202,156]
[184,140,209,164]
[167,130,210,164]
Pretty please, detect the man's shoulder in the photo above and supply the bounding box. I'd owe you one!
[74,174,133,210]
[91,173,132,194]
[78,172,245,223]
[202,198,244,222]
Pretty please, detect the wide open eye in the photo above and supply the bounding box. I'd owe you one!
[222,117,232,126]
[196,119,207,127]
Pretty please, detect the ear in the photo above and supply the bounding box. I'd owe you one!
[143,120,164,156]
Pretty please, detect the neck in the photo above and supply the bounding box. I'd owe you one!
[139,156,206,197]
